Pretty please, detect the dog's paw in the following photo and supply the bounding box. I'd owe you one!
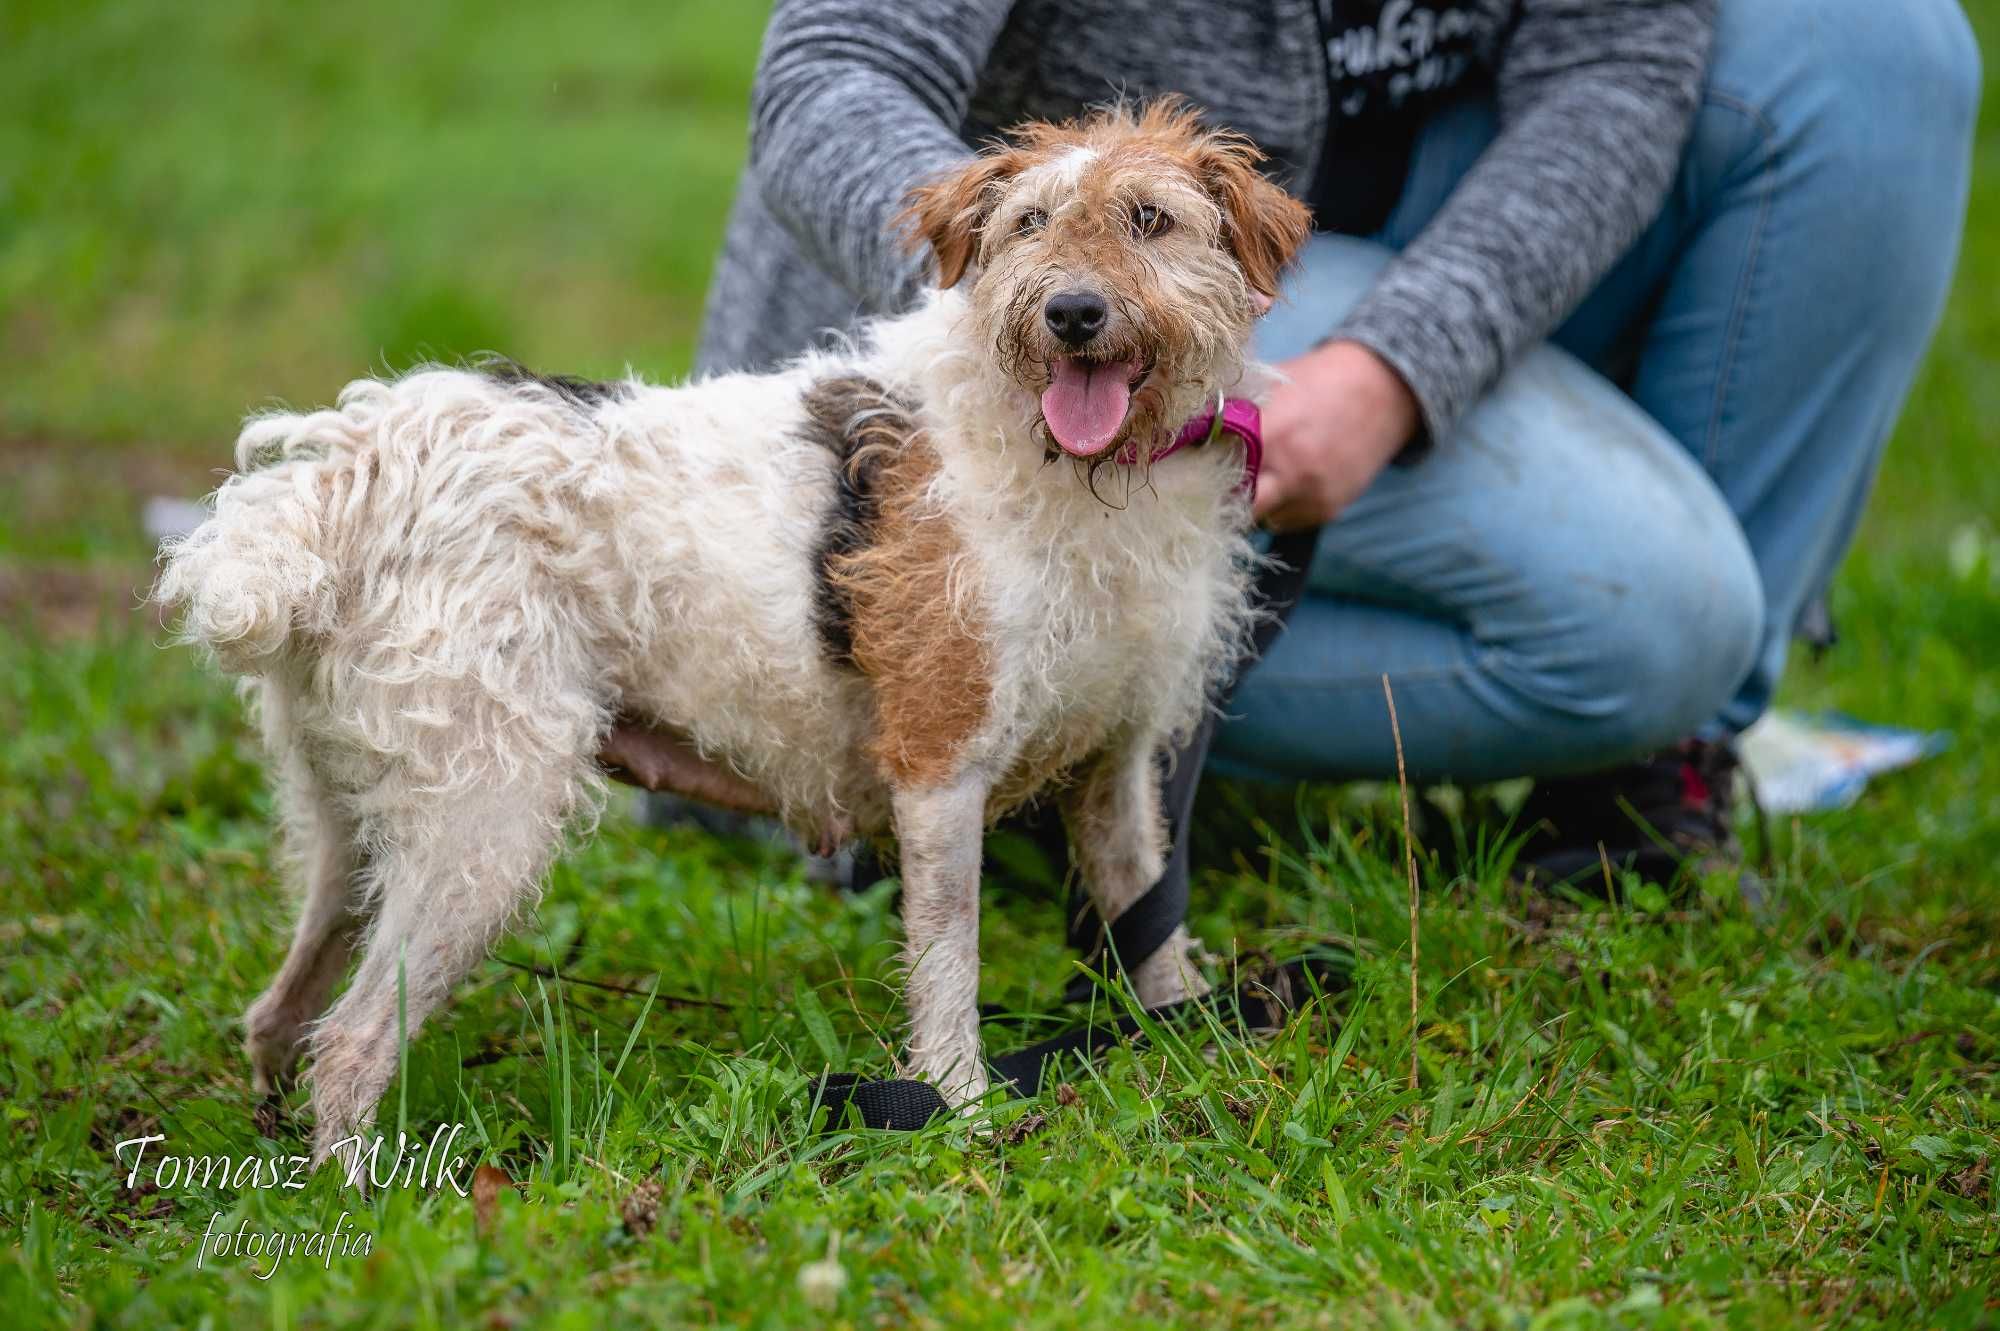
[252,1092,291,1141]
[1130,925,1212,1008]
[244,1002,304,1096]
[904,1050,990,1112]
[945,1067,991,1112]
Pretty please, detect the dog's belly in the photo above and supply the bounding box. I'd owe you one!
[618,680,892,842]
[614,600,891,841]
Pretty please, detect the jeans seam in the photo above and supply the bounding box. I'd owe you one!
[1699,89,1781,472]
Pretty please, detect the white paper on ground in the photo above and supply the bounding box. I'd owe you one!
[1737,710,1949,815]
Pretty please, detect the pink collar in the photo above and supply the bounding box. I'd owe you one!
[1116,394,1263,494]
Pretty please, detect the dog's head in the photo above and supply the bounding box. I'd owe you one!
[901,99,1311,462]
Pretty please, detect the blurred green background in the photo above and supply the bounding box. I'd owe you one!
[2,0,1994,557]
[1,1,764,446]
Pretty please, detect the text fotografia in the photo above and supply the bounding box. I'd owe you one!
[198,1209,371,1280]
[116,1123,475,1196]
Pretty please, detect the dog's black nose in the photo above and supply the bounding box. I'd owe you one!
[1044,290,1108,347]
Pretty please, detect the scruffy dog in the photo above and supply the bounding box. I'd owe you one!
[155,101,1311,1160]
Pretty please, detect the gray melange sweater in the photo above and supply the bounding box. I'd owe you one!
[696,0,1718,442]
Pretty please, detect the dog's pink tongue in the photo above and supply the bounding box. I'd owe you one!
[1041,358,1137,456]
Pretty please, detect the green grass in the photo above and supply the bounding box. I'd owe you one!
[2,2,1997,1327]
[0,0,764,445]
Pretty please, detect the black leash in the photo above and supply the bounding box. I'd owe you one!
[810,952,1351,1130]
[815,527,1325,1130]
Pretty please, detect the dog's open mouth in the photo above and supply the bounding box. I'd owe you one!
[1041,355,1151,457]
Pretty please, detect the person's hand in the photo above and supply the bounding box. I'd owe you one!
[1254,339,1421,531]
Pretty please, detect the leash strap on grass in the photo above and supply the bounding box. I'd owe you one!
[808,954,1351,1130]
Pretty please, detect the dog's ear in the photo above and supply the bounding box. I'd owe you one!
[1194,135,1313,300]
[899,152,1027,289]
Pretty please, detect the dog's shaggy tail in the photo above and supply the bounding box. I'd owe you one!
[154,406,376,673]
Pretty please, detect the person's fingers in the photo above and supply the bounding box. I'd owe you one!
[1252,471,1280,521]
[1253,479,1294,525]
[1261,496,1320,534]
[1258,467,1352,531]
[1252,450,1299,521]
[1255,475,1304,531]
[1255,468,1326,530]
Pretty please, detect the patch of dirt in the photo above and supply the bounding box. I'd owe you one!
[0,434,224,503]
[1,434,217,640]
[0,561,166,639]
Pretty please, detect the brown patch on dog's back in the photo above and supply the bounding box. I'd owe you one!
[802,376,992,788]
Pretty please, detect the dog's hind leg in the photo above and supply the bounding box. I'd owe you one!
[244,710,366,1095]
[304,769,582,1167]
[1061,740,1211,1008]
[892,774,992,1106]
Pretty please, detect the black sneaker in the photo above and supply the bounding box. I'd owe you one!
[1512,738,1745,894]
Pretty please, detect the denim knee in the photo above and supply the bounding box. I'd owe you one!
[1707,0,1982,185]
[1813,0,1980,154]
[1688,0,1982,354]
[1847,0,1981,131]
[1491,507,1765,762]
[1940,4,1986,119]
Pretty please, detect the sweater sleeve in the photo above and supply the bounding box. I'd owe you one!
[1334,0,1719,444]
[747,0,1018,311]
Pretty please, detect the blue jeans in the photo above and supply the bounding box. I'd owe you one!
[1213,0,1981,786]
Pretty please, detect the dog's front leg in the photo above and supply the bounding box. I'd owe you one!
[1063,740,1212,1008]
[891,773,991,1106]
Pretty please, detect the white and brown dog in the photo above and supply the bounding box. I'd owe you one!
[155,100,1311,1159]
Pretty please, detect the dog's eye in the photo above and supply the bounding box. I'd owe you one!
[1130,203,1173,238]
[1015,208,1048,237]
